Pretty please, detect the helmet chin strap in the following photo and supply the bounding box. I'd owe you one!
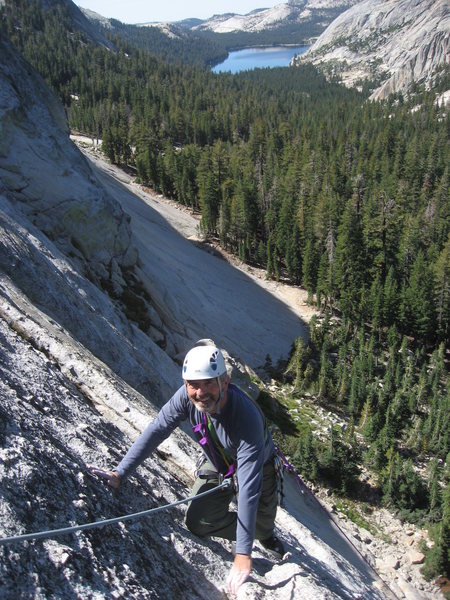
[211,377,224,415]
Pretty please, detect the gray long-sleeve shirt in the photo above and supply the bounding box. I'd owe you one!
[116,383,275,555]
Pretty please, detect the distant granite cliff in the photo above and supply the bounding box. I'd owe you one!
[294,0,450,100]
[188,0,359,36]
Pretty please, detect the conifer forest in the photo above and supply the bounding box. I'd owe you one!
[1,0,449,581]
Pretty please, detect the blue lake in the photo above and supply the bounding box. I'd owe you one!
[212,45,309,74]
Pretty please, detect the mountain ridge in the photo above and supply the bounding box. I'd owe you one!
[189,1,360,35]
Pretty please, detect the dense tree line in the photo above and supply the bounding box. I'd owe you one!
[285,314,449,579]
[2,0,448,580]
[101,19,228,67]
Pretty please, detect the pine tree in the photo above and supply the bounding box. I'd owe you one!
[286,220,302,284]
[293,428,318,481]
[422,484,450,580]
[334,195,366,319]
[403,250,435,342]
[302,238,318,301]
[428,459,443,519]
[433,234,450,344]
[368,274,383,332]
[285,337,307,391]
[383,266,399,327]
[318,340,334,401]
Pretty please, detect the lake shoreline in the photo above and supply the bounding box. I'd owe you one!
[212,44,310,73]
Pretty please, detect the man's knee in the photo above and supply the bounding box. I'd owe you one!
[185,477,219,536]
[185,481,235,538]
[185,503,208,537]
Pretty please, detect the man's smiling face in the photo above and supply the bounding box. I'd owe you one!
[185,378,221,414]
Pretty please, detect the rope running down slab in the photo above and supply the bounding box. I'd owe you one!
[0,478,232,546]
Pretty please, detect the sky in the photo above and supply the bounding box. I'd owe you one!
[74,1,281,24]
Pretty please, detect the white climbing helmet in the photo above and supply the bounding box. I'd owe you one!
[182,345,227,380]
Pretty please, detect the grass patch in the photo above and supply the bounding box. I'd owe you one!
[332,497,393,543]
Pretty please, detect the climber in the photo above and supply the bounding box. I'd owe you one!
[90,343,284,595]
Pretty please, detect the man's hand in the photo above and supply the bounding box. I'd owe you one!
[225,553,252,595]
[88,466,121,488]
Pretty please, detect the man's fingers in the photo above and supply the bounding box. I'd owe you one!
[88,465,121,488]
[225,565,250,595]
[89,466,112,478]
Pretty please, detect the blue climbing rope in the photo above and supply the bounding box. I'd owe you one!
[0,478,232,546]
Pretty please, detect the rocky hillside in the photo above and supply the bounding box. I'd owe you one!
[0,31,181,402]
[189,0,359,36]
[41,0,115,48]
[295,0,450,100]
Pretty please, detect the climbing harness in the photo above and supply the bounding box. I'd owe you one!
[0,478,232,546]
[191,385,275,495]
[192,413,236,483]
[205,413,235,477]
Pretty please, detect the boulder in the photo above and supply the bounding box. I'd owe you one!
[408,550,425,565]
[397,577,427,600]
[376,555,400,571]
